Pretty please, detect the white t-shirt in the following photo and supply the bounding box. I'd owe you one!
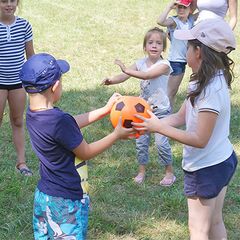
[183,71,233,171]
[136,57,171,112]
[196,0,228,24]
[197,0,228,18]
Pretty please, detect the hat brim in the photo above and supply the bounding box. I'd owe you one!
[177,3,191,7]
[57,60,70,74]
[174,29,195,41]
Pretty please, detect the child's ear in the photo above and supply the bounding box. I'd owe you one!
[196,46,201,59]
[51,80,60,92]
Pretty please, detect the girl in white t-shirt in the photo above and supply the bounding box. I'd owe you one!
[133,19,237,239]
[102,27,176,187]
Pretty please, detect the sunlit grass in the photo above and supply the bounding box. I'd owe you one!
[0,1,239,239]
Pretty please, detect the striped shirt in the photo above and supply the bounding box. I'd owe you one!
[0,16,33,85]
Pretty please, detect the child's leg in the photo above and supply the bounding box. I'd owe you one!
[8,89,29,170]
[187,196,216,240]
[165,164,174,177]
[33,188,90,239]
[167,73,184,109]
[186,153,237,239]
[0,89,8,126]
[155,132,175,186]
[209,186,227,240]
[135,133,150,183]
[134,164,146,184]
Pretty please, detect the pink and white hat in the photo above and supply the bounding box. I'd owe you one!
[176,0,192,7]
[174,18,236,54]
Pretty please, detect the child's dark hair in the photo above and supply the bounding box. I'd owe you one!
[187,39,235,106]
[143,27,167,51]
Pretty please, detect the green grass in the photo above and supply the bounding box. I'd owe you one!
[0,1,239,239]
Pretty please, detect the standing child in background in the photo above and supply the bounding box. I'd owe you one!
[102,27,176,186]
[19,53,135,239]
[133,19,238,240]
[0,0,34,175]
[157,0,197,110]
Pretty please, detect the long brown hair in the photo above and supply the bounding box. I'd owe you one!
[187,39,235,106]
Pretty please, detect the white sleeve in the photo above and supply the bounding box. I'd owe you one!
[197,89,221,114]
[135,58,145,71]
[155,59,173,75]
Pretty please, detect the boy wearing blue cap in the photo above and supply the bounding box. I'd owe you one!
[20,53,135,240]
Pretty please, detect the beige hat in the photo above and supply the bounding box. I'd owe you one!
[174,18,236,54]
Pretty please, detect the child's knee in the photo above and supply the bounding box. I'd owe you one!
[188,218,210,238]
[11,116,23,127]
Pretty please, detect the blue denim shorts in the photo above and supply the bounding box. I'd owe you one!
[169,61,187,76]
[183,151,238,199]
[33,188,90,240]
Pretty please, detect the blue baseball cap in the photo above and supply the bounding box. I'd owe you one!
[20,53,70,93]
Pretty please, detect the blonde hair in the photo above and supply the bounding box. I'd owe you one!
[143,27,167,51]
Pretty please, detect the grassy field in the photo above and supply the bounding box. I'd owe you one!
[0,1,239,239]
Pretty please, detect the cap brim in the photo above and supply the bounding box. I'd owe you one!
[174,29,195,41]
[177,3,191,7]
[57,59,70,74]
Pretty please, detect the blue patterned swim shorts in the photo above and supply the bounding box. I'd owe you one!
[33,188,89,240]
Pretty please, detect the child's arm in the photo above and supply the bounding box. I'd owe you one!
[25,40,35,59]
[192,12,199,21]
[190,0,198,13]
[115,59,170,80]
[228,0,238,30]
[157,1,176,27]
[133,101,218,148]
[135,100,187,131]
[74,93,121,128]
[159,100,187,127]
[72,119,135,160]
[101,63,137,85]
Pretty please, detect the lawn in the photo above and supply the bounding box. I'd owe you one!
[0,0,239,239]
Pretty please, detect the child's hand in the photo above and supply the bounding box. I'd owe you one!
[115,59,126,73]
[105,93,122,113]
[170,0,178,9]
[132,110,162,133]
[101,77,112,85]
[114,116,136,139]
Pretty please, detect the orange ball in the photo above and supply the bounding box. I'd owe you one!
[110,96,151,138]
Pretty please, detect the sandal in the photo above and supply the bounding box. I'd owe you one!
[160,175,176,187]
[134,173,145,184]
[16,162,33,177]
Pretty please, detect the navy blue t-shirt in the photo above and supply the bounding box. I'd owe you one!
[26,107,84,200]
